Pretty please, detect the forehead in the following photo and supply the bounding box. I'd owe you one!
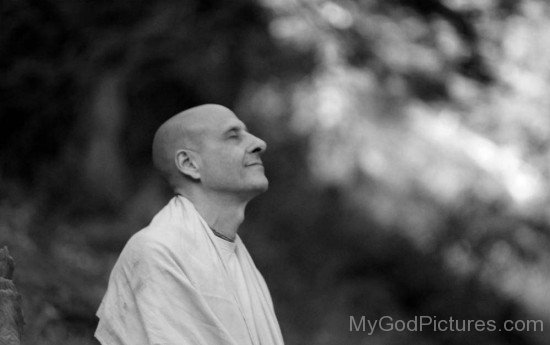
[200,109,245,133]
[182,108,245,146]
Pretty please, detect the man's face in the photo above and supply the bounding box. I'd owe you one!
[195,109,268,197]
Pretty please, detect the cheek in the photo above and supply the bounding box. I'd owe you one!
[199,145,245,179]
[207,153,241,178]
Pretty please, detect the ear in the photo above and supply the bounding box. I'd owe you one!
[175,149,201,180]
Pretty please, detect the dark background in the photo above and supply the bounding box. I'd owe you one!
[1,0,550,344]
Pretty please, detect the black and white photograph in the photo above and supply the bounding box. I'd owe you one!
[1,0,549,344]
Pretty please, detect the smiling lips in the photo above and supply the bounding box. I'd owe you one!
[245,161,263,167]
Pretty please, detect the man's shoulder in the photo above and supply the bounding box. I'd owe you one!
[115,196,210,267]
[110,226,185,280]
[125,198,196,247]
[121,221,202,262]
[123,221,190,257]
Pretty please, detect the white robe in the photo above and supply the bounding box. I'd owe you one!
[95,196,285,345]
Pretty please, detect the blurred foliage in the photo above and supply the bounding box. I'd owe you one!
[1,0,550,344]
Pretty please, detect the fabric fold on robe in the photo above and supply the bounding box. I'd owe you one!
[95,196,285,345]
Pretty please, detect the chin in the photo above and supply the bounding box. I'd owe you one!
[249,177,269,194]
[254,178,269,193]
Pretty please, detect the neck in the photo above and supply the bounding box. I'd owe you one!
[176,188,249,241]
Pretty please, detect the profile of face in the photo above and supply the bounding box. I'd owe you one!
[192,106,268,197]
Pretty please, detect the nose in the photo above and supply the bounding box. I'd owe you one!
[249,133,267,155]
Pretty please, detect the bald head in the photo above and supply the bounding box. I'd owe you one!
[152,104,236,188]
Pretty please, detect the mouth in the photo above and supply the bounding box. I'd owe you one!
[245,161,263,167]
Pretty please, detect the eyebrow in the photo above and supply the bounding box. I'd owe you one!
[224,124,248,134]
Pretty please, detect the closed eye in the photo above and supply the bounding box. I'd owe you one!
[225,125,248,139]
[227,130,240,138]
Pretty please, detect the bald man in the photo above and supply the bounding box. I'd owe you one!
[95,105,284,345]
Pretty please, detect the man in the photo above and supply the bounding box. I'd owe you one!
[95,104,284,345]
